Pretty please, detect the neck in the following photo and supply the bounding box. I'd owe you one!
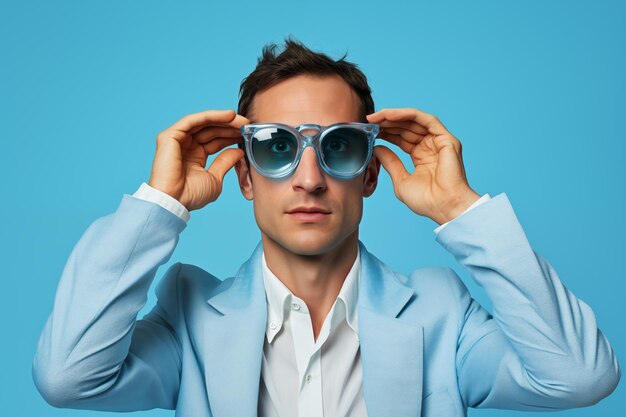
[261,231,359,340]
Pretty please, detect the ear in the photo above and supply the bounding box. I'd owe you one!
[235,158,254,200]
[362,156,381,198]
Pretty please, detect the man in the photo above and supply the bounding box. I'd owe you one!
[33,38,620,416]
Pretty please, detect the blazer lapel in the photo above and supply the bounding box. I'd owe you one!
[200,240,424,417]
[204,241,267,417]
[358,241,425,417]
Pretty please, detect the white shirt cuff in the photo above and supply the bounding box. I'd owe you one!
[434,193,491,234]
[132,182,191,223]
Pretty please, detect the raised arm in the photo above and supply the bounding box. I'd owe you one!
[33,109,250,411]
[32,195,186,410]
[437,193,621,410]
[369,106,620,410]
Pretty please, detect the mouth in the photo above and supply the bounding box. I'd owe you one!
[285,206,332,222]
[286,212,331,222]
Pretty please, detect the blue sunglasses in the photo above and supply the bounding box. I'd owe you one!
[240,122,380,179]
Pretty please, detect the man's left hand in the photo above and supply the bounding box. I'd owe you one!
[367,107,481,225]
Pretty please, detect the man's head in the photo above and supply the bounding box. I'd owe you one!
[235,37,380,256]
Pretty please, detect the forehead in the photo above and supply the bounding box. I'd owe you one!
[250,74,361,126]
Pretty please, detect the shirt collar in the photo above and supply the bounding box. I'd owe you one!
[261,247,361,344]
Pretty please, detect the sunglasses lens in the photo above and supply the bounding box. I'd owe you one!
[250,127,298,174]
[321,127,369,176]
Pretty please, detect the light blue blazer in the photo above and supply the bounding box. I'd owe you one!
[33,193,620,417]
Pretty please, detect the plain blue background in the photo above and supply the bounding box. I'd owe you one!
[1,0,624,415]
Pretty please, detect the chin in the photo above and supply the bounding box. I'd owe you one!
[283,232,339,256]
[266,226,357,257]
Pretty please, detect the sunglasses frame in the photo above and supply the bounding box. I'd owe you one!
[240,122,380,179]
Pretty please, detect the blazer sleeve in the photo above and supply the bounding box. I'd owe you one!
[435,193,621,410]
[32,194,187,411]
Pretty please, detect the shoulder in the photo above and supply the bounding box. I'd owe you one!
[401,265,470,299]
[154,262,226,303]
[361,243,468,299]
[386,263,472,324]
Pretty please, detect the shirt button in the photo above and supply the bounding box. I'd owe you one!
[269,321,277,330]
[292,303,301,311]
[306,374,312,383]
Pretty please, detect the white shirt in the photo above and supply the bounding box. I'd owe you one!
[131,182,490,416]
[258,248,365,417]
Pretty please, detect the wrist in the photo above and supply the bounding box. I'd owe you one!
[434,189,481,225]
[148,180,185,205]
[134,182,191,223]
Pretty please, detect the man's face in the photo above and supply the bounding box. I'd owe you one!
[235,74,380,256]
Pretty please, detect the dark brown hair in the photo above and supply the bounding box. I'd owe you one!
[237,36,375,122]
[236,36,375,162]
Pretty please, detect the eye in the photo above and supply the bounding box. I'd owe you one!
[269,138,293,153]
[323,138,348,152]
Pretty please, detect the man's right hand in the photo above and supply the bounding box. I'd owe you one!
[148,109,250,211]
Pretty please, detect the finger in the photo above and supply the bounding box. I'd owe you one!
[376,119,428,136]
[157,128,190,146]
[202,137,242,155]
[433,134,462,154]
[377,130,414,154]
[169,109,239,134]
[207,148,245,182]
[188,113,252,135]
[373,145,409,185]
[193,125,243,144]
[367,108,448,135]
[380,126,425,143]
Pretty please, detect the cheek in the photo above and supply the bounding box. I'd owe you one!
[336,183,365,225]
[252,188,269,219]
[250,179,285,228]
[344,196,363,223]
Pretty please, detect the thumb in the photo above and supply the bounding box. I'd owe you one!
[374,145,409,185]
[207,148,245,183]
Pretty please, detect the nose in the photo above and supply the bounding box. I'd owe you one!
[291,146,327,193]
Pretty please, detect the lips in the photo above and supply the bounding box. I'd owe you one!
[286,206,331,214]
[286,206,331,222]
